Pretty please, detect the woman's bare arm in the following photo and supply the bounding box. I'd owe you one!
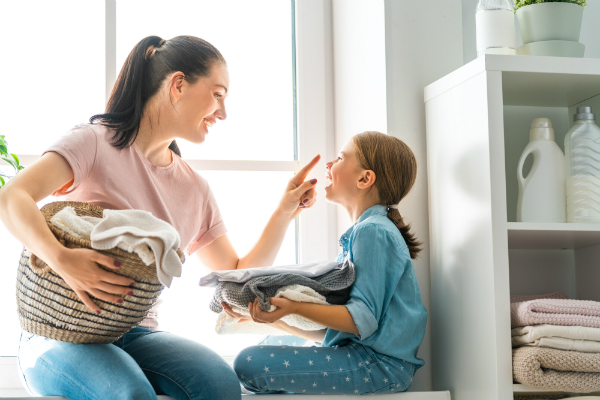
[0,152,136,313]
[195,155,321,271]
[0,152,77,265]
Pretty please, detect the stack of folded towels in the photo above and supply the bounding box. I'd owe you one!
[511,292,600,393]
[201,260,356,335]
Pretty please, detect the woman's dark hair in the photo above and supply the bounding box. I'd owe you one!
[90,35,226,158]
[352,131,423,259]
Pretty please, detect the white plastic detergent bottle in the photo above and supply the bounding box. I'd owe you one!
[565,107,600,223]
[517,118,566,222]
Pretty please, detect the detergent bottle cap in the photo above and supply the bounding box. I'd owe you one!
[530,118,554,142]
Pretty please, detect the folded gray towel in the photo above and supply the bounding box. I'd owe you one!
[210,259,356,313]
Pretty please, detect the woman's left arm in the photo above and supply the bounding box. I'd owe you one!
[196,155,321,271]
[248,298,359,335]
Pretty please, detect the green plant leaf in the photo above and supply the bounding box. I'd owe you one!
[0,144,7,157]
[0,176,5,187]
[2,156,18,171]
[11,153,20,166]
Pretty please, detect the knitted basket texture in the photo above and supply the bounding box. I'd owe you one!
[16,201,185,344]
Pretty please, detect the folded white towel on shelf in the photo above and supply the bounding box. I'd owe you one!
[200,261,341,287]
[216,284,329,335]
[512,324,600,353]
[50,207,156,265]
[90,209,182,287]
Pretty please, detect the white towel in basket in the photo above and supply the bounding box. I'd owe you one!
[90,209,182,287]
[50,206,155,264]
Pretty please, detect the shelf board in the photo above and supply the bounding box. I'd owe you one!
[507,222,600,249]
[513,383,600,395]
[425,55,600,107]
[513,383,566,393]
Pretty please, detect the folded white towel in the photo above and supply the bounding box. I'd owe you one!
[90,209,182,287]
[216,284,329,335]
[50,207,156,266]
[200,261,341,287]
[512,324,600,353]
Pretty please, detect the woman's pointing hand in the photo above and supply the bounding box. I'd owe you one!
[279,154,320,218]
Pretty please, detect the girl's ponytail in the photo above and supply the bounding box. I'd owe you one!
[387,208,422,260]
[90,35,226,158]
[352,131,422,259]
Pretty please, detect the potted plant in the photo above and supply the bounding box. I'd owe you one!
[0,135,25,189]
[515,0,587,57]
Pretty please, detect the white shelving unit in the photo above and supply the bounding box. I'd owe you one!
[424,54,600,400]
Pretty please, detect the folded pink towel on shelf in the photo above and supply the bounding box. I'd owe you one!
[511,299,600,329]
[510,292,569,304]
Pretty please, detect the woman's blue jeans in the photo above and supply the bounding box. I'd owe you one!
[17,327,241,400]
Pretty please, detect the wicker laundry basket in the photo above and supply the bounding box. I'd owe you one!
[16,201,185,344]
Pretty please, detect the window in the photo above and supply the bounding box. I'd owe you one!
[0,0,336,363]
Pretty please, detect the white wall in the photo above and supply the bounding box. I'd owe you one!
[330,1,464,392]
[383,0,464,392]
[331,0,388,237]
[462,0,600,63]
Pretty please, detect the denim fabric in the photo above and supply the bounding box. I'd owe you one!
[17,327,241,400]
[233,342,414,395]
[258,335,311,347]
[323,205,428,368]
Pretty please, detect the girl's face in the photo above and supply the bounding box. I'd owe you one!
[325,140,369,205]
[172,62,229,144]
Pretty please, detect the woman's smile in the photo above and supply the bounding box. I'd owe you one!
[203,118,215,132]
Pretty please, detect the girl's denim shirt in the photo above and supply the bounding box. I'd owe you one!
[322,205,428,369]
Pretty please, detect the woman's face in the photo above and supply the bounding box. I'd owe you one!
[324,140,367,205]
[173,62,229,144]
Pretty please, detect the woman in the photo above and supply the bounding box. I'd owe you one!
[0,35,319,400]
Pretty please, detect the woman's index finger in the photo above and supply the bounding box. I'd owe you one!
[292,154,321,184]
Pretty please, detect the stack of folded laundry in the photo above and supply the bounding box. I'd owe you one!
[511,292,600,393]
[201,260,356,335]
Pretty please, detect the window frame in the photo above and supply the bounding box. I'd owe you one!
[0,0,337,385]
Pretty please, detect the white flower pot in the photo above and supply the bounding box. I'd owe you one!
[516,2,584,45]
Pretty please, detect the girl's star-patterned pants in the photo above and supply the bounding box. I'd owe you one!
[233,342,415,395]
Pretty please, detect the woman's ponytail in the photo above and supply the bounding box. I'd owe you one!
[90,35,226,158]
[387,208,422,259]
[91,36,165,150]
[352,131,423,260]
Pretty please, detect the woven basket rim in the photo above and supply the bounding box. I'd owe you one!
[40,201,185,263]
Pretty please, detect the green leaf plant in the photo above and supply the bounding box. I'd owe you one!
[0,135,25,189]
[514,0,588,11]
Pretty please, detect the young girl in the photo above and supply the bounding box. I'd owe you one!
[228,131,428,395]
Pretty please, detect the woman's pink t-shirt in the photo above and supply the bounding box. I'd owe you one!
[42,123,227,329]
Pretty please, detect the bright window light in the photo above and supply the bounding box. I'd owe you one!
[159,171,297,356]
[0,1,105,155]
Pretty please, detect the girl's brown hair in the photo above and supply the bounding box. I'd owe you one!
[352,131,422,259]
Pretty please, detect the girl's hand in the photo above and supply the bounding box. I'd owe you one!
[278,155,321,219]
[48,248,136,314]
[221,302,252,322]
[248,297,298,324]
